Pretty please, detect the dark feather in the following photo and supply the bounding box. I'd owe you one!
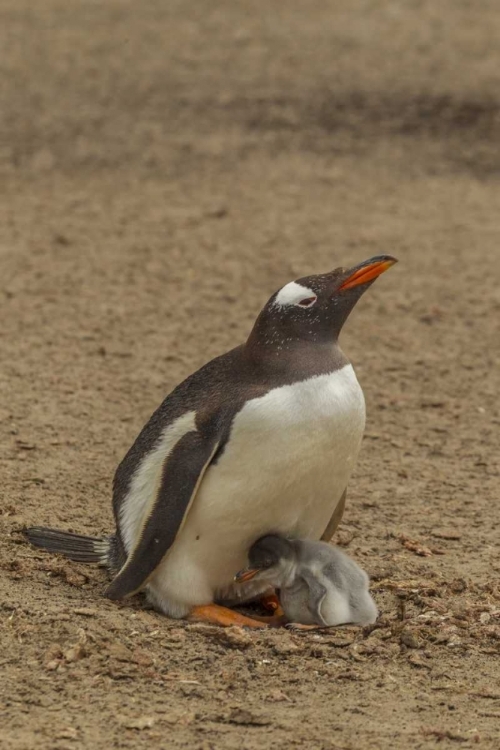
[24,526,111,565]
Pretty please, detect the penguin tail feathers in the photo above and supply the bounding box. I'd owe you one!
[24,526,111,566]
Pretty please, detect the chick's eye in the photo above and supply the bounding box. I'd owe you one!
[297,296,317,308]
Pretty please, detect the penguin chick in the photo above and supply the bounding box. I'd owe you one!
[235,535,378,627]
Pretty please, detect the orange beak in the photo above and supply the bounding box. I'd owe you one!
[339,255,397,291]
[234,568,260,583]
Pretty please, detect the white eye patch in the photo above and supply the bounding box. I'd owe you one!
[274,281,317,308]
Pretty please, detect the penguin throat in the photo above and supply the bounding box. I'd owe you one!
[280,559,299,589]
[243,332,347,382]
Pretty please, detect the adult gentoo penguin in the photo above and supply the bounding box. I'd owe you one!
[234,534,378,628]
[26,255,396,628]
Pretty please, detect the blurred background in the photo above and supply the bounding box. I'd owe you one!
[1,2,499,748]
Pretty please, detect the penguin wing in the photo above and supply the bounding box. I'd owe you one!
[105,427,220,600]
[320,487,347,542]
[299,569,329,626]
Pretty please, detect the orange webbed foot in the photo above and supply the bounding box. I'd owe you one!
[259,592,284,618]
[188,603,270,628]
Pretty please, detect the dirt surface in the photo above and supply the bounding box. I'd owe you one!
[1,1,500,748]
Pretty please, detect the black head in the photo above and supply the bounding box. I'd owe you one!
[234,534,296,584]
[246,256,397,354]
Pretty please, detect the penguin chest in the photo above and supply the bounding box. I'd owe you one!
[163,364,366,601]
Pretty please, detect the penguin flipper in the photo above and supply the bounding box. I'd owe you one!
[320,487,347,542]
[300,569,329,626]
[106,430,220,600]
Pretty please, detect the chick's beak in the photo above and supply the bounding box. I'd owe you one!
[234,567,260,583]
[339,255,397,291]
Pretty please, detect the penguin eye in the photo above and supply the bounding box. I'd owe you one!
[297,296,317,308]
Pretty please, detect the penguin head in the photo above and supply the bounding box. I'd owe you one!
[249,255,397,347]
[234,534,298,588]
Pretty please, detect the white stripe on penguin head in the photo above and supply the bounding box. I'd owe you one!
[274,281,316,308]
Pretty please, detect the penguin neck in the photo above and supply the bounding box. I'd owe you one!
[263,557,298,590]
[280,558,300,589]
[243,329,349,382]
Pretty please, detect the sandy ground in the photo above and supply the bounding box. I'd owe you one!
[1,1,500,748]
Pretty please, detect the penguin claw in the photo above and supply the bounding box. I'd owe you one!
[252,614,287,628]
[285,622,321,631]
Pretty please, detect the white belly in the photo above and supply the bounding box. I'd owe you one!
[148,364,365,616]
